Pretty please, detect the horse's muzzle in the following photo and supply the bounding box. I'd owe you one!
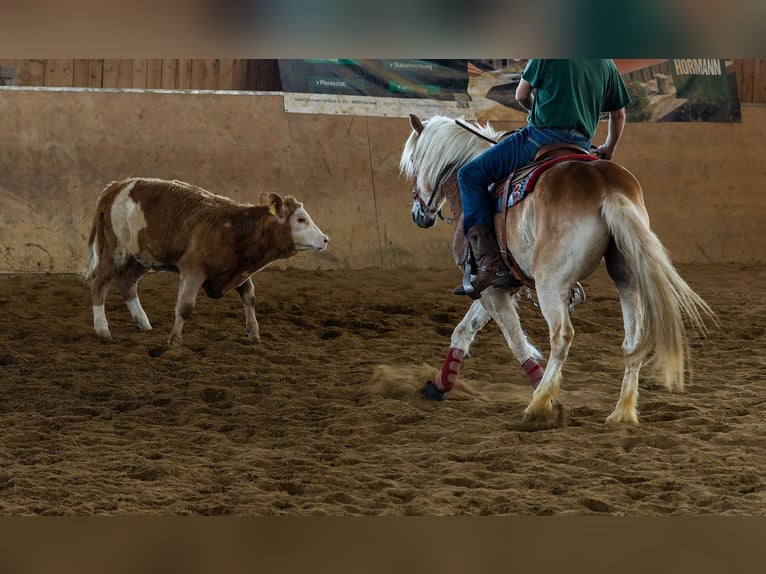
[412,201,436,228]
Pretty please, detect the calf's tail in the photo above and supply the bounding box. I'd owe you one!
[79,213,100,283]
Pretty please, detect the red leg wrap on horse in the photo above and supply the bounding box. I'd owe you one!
[433,347,465,392]
[522,358,543,389]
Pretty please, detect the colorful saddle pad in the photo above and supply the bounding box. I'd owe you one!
[494,154,598,212]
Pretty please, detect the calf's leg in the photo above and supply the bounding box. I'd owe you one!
[116,258,152,331]
[169,271,205,346]
[89,256,119,339]
[236,277,260,343]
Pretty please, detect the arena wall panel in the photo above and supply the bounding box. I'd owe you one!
[0,88,763,273]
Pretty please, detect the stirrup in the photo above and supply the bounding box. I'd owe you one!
[568,282,586,315]
[453,266,514,299]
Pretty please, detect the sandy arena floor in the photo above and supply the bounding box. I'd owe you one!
[0,262,763,515]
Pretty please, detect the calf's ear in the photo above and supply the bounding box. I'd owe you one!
[260,192,285,216]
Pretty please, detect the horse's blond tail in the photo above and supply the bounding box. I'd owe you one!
[602,194,715,391]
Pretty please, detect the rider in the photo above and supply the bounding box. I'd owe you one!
[454,59,631,298]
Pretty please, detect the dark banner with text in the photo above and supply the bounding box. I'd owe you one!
[279,59,741,122]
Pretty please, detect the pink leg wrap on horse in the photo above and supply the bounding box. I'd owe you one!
[522,358,544,389]
[433,348,465,393]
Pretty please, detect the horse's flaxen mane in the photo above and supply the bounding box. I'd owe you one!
[400,116,502,197]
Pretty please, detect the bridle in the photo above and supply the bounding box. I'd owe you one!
[410,118,502,227]
[410,162,455,226]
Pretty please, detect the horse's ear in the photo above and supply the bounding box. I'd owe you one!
[409,113,424,135]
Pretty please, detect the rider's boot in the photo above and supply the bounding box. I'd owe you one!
[454,224,515,299]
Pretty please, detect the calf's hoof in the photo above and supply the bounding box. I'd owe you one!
[167,335,183,347]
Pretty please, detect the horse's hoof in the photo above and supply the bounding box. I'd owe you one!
[421,381,446,401]
[522,409,538,423]
[522,401,566,428]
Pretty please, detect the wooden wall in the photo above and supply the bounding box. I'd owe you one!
[1,89,764,273]
[0,59,282,91]
[0,59,765,102]
[733,59,766,103]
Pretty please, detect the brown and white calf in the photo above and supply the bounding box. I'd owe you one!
[81,177,329,345]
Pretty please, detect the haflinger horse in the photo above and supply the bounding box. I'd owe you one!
[400,113,714,426]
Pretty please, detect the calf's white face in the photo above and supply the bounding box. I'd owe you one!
[290,206,329,250]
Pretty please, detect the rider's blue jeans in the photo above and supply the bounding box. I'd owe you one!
[458,125,591,233]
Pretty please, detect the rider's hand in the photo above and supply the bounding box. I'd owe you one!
[593,144,614,160]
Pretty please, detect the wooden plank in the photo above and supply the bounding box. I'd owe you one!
[736,59,753,103]
[161,59,178,89]
[72,60,91,87]
[754,59,766,104]
[177,59,192,89]
[204,59,219,90]
[44,59,74,87]
[247,59,281,91]
[218,58,234,90]
[246,60,259,90]
[744,59,756,102]
[102,59,119,88]
[88,60,104,87]
[12,59,29,85]
[146,59,163,89]
[231,59,247,90]
[26,59,44,85]
[115,59,133,88]
[190,59,206,89]
[132,59,147,89]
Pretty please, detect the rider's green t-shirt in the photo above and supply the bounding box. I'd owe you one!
[522,59,631,140]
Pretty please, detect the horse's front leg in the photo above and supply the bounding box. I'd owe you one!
[479,288,544,389]
[422,299,490,400]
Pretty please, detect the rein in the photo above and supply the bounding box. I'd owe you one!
[455,118,499,145]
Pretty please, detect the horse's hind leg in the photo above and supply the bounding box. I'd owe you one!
[116,258,152,331]
[605,248,643,425]
[523,283,574,422]
[424,299,491,399]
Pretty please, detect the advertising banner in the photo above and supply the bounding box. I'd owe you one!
[279,59,741,122]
